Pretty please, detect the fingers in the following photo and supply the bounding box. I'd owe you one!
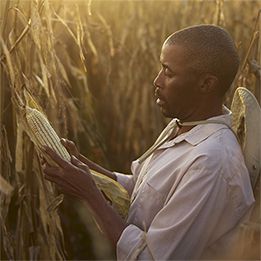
[43,161,89,200]
[43,163,61,176]
[58,185,83,200]
[44,171,70,194]
[44,172,60,183]
[39,153,47,165]
[43,146,70,169]
[42,162,63,186]
[60,138,70,147]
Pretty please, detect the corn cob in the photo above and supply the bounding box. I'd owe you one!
[25,107,71,162]
[24,107,130,217]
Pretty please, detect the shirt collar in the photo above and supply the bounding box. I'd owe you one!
[158,106,232,149]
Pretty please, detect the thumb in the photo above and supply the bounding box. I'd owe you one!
[61,138,79,157]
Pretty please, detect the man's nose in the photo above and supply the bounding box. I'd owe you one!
[153,70,163,89]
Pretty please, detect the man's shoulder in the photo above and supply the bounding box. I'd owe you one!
[191,127,245,170]
[196,127,240,154]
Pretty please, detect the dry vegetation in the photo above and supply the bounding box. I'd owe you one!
[0,0,260,260]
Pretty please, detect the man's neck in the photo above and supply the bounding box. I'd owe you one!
[176,105,224,136]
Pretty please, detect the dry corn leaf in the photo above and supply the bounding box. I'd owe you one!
[30,1,42,50]
[47,194,64,213]
[55,54,71,86]
[0,36,15,86]
[90,169,130,218]
[0,175,14,195]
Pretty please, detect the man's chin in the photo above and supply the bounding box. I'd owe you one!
[160,107,173,118]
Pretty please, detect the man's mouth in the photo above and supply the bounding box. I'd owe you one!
[156,97,165,106]
[154,88,165,106]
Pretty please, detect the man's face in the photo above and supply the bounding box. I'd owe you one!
[154,43,202,120]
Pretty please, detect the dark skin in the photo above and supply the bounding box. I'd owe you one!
[154,43,223,134]
[61,138,117,180]
[42,42,226,250]
[43,143,125,247]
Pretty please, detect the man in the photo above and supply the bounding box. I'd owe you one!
[43,24,255,260]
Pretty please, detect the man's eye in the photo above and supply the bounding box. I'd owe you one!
[164,67,173,76]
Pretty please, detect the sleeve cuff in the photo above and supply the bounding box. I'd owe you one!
[114,172,135,196]
[117,224,147,260]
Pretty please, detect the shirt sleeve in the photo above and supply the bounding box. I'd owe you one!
[117,160,247,260]
[117,224,151,260]
[114,172,135,196]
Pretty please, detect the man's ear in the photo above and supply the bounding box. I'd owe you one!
[199,73,218,94]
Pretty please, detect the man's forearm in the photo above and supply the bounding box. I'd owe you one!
[84,187,126,247]
[78,154,116,180]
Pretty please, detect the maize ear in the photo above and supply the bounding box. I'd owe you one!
[25,107,71,162]
[24,107,130,217]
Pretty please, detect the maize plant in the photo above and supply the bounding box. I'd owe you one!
[0,0,260,260]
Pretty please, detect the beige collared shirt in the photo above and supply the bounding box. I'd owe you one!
[115,109,255,260]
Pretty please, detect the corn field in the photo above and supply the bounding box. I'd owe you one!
[0,0,260,260]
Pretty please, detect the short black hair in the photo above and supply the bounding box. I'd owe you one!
[165,24,240,95]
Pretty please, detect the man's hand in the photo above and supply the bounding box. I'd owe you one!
[42,146,97,201]
[41,146,126,247]
[60,138,116,181]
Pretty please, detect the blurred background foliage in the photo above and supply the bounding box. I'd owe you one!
[0,0,260,260]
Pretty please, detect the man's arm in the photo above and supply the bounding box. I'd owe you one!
[78,153,116,180]
[61,138,135,196]
[61,138,116,180]
[117,158,253,260]
[42,146,126,247]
